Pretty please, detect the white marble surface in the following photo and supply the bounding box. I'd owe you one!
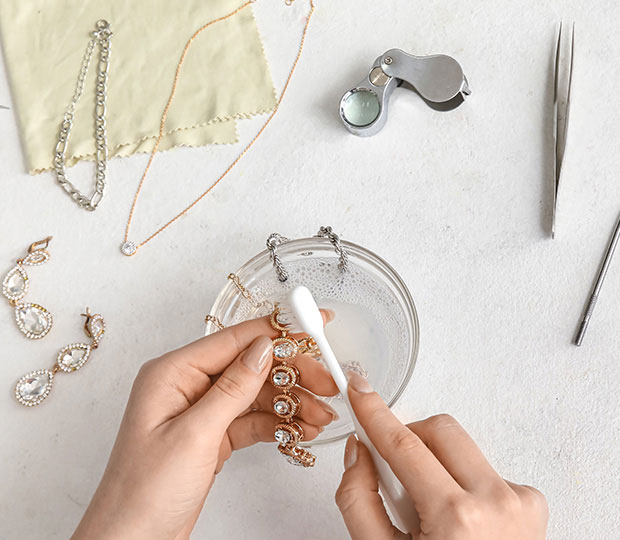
[2,1,620,538]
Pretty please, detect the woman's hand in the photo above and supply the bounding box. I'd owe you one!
[72,312,338,540]
[336,374,548,540]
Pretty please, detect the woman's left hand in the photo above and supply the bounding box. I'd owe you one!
[72,312,338,540]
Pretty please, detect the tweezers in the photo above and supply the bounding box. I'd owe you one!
[551,21,575,239]
[575,213,620,345]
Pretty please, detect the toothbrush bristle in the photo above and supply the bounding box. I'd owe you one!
[275,300,304,333]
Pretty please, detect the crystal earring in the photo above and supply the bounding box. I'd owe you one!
[2,237,54,339]
[15,308,105,407]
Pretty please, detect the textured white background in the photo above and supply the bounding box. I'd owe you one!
[2,1,620,538]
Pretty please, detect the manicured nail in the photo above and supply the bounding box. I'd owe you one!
[347,371,373,394]
[319,400,339,421]
[322,308,336,323]
[242,336,272,373]
[344,434,358,470]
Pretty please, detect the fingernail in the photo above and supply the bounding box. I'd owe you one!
[242,336,272,373]
[319,400,339,421]
[322,308,336,323]
[344,435,358,470]
[346,371,373,394]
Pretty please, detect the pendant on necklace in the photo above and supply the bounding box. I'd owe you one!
[120,241,138,256]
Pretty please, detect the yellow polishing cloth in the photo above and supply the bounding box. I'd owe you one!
[0,0,276,173]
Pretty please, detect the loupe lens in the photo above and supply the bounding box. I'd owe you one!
[341,89,380,127]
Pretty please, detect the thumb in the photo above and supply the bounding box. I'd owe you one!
[186,336,273,433]
[336,435,410,540]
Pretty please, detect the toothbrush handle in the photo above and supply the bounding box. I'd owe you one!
[313,334,419,534]
[352,416,420,534]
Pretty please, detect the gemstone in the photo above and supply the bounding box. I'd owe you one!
[57,344,90,371]
[19,306,48,333]
[272,371,290,386]
[2,266,28,301]
[6,271,25,295]
[275,429,291,444]
[18,374,48,399]
[274,312,288,328]
[22,250,49,266]
[90,319,103,334]
[15,370,53,406]
[274,342,295,359]
[341,89,381,127]
[120,241,137,256]
[286,455,304,467]
[274,400,290,415]
[16,304,52,338]
[87,315,105,340]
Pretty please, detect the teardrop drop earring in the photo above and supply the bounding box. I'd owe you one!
[15,308,105,407]
[2,237,54,339]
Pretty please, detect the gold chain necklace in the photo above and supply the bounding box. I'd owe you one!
[120,0,315,257]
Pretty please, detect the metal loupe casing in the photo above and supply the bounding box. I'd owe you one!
[339,48,471,136]
[339,55,399,137]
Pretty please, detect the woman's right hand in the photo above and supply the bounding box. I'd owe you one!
[336,373,548,540]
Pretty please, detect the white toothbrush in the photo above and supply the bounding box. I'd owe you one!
[281,286,419,534]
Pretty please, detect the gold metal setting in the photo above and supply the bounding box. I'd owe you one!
[270,305,290,334]
[272,336,299,360]
[269,306,316,467]
[28,236,53,254]
[3,238,54,340]
[274,422,303,446]
[205,314,225,331]
[14,309,105,407]
[298,336,321,357]
[273,392,301,419]
[202,275,319,467]
[82,308,105,348]
[270,363,299,390]
[278,444,317,467]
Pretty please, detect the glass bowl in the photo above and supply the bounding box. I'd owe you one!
[206,236,419,445]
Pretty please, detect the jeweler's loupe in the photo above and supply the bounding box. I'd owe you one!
[339,48,471,136]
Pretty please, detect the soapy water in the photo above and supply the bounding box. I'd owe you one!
[227,257,412,443]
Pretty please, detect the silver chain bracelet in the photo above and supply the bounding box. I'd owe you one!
[53,20,112,211]
[267,226,349,282]
[266,233,291,282]
[315,226,349,272]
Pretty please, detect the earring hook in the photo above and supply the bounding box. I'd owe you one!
[81,308,94,332]
[28,236,53,253]
[81,308,105,347]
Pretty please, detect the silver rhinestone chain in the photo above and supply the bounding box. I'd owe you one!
[53,20,112,211]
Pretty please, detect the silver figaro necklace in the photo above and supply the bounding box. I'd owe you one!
[53,20,112,211]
